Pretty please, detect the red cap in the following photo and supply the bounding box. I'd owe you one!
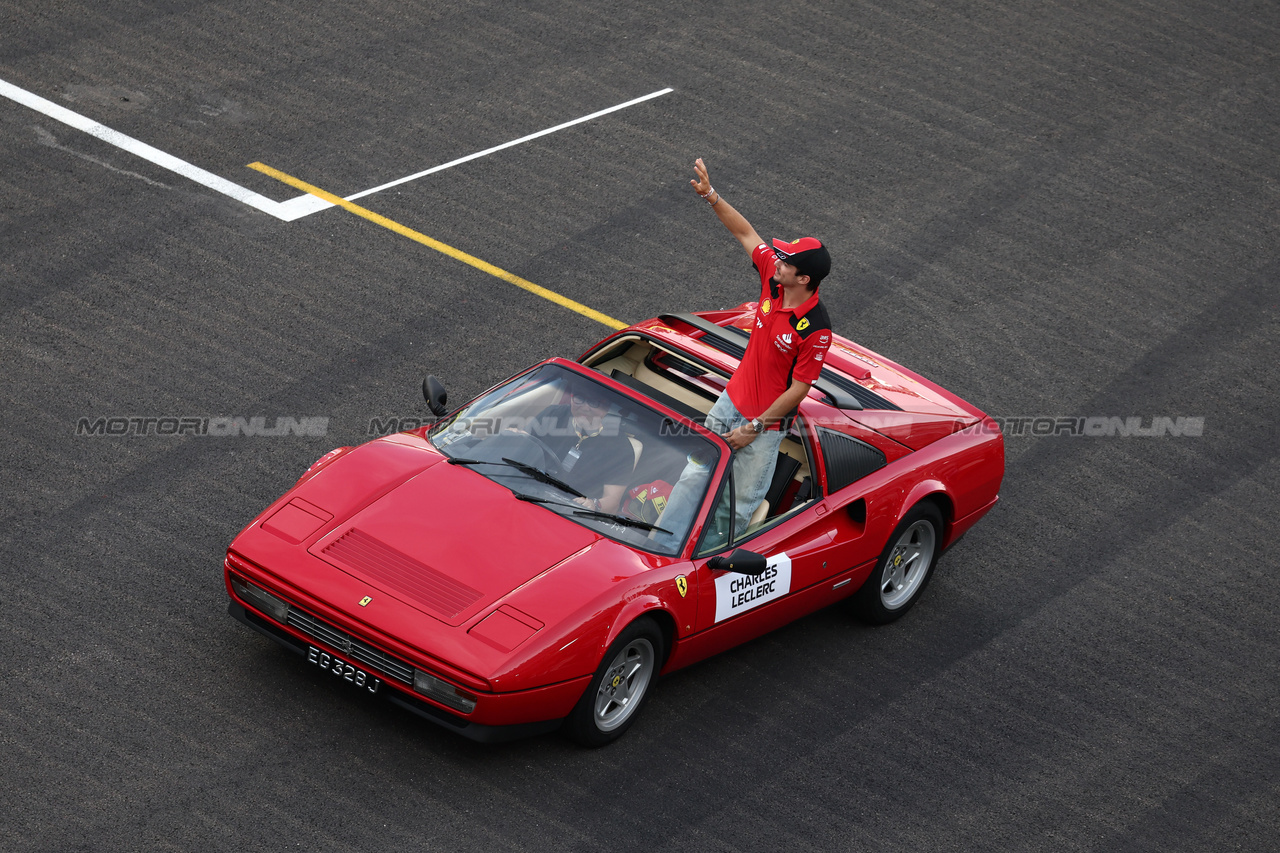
[771,237,831,284]
[772,237,824,257]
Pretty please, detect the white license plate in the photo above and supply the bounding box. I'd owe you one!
[307,646,380,693]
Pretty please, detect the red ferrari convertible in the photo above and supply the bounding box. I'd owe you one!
[225,308,1004,744]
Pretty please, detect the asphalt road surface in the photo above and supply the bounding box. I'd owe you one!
[2,2,1277,851]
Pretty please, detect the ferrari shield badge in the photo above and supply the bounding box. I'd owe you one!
[359,596,373,607]
[675,576,688,598]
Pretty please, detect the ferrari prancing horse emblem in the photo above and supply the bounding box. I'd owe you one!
[675,576,688,598]
[359,596,373,607]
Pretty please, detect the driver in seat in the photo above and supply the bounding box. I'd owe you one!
[530,383,635,514]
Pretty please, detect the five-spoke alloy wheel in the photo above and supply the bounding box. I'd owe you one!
[564,618,664,746]
[852,502,944,624]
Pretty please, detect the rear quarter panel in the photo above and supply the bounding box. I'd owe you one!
[890,420,1005,546]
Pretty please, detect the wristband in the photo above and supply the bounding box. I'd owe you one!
[699,186,720,206]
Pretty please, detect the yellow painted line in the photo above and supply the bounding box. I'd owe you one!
[247,162,627,330]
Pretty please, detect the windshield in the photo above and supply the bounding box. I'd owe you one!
[428,364,721,555]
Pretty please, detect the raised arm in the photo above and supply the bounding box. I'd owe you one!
[691,158,764,255]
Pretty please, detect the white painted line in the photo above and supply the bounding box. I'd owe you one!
[276,193,335,220]
[2,76,674,221]
[277,87,675,219]
[345,88,675,202]
[1,76,293,219]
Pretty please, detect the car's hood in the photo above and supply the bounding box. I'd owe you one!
[307,457,599,628]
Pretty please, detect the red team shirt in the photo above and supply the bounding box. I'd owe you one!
[725,244,833,427]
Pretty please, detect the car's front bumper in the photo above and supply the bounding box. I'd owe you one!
[228,600,584,743]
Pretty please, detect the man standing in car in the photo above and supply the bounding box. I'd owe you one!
[688,157,833,537]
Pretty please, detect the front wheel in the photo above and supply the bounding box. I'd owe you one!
[852,502,944,625]
[563,618,664,747]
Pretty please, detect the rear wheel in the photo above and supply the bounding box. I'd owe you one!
[563,618,664,747]
[852,502,944,624]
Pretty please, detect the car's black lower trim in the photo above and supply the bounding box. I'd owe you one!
[228,600,563,744]
[383,690,562,743]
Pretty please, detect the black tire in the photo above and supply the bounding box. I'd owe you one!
[852,502,945,625]
[563,618,665,747]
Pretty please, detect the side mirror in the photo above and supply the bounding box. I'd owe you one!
[422,375,449,417]
[706,548,769,576]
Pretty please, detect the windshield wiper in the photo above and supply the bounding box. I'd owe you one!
[446,455,587,499]
[516,495,671,535]
[498,457,586,499]
[514,494,578,508]
[572,508,671,535]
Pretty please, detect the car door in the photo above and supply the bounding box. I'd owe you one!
[691,502,835,639]
[684,420,837,646]
[682,417,905,656]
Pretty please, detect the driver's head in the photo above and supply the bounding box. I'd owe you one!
[568,381,610,429]
[569,380,608,412]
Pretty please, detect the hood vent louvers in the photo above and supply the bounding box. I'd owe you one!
[322,528,482,621]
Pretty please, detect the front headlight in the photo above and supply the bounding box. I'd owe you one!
[230,576,291,623]
[413,669,478,714]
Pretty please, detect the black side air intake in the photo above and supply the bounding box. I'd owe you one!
[817,428,887,493]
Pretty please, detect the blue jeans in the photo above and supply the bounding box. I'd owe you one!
[705,392,785,538]
[655,392,784,553]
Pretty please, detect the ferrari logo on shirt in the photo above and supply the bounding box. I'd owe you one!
[675,575,688,598]
[796,317,810,331]
[761,298,772,314]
